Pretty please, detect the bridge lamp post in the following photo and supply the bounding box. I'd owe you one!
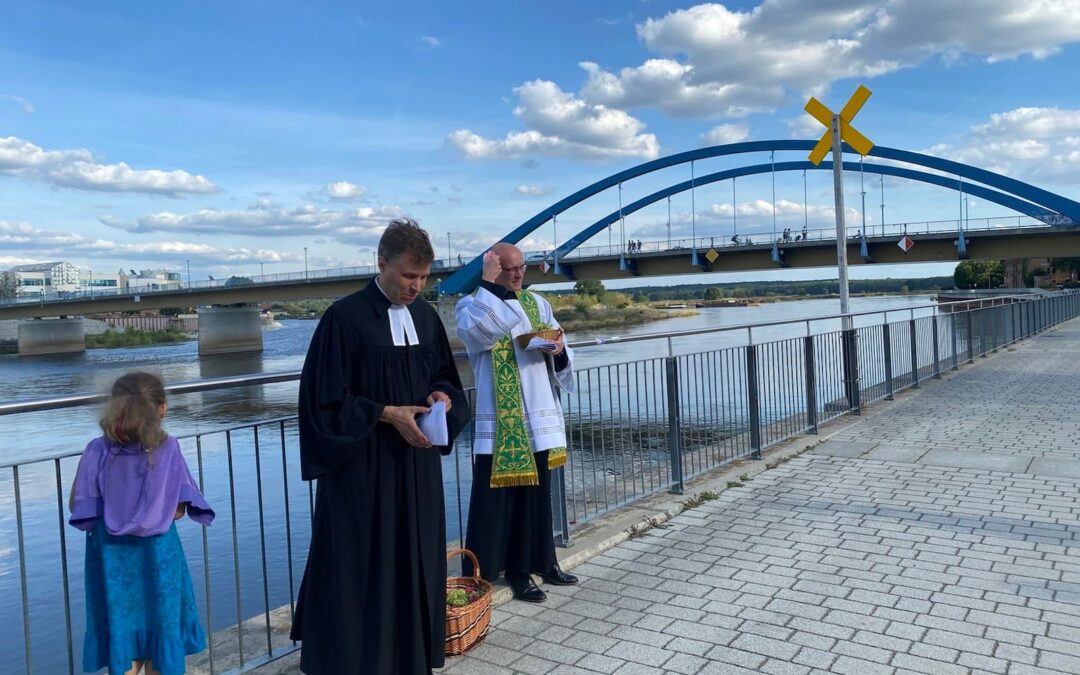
[304,247,309,279]
[186,259,191,289]
[88,268,93,298]
[446,233,452,266]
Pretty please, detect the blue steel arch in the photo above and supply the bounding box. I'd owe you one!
[441,140,1080,294]
[555,160,1057,260]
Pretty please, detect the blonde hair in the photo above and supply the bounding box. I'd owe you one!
[100,372,168,452]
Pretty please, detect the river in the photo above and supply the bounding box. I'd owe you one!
[0,294,938,674]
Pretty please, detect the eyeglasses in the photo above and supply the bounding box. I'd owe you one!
[500,264,527,275]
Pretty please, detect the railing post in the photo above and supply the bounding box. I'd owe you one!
[841,328,861,414]
[909,319,920,388]
[991,305,999,353]
[932,314,942,379]
[883,322,894,400]
[665,356,685,494]
[951,313,960,370]
[745,345,762,459]
[803,335,818,433]
[966,311,975,364]
[551,465,572,547]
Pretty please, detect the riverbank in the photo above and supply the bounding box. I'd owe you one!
[555,302,697,332]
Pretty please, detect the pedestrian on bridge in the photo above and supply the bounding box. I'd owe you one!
[69,372,215,675]
[455,243,579,604]
[290,218,471,675]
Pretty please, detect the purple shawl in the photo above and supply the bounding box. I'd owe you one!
[69,435,215,536]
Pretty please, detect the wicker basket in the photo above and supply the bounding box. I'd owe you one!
[445,548,493,656]
[515,328,562,349]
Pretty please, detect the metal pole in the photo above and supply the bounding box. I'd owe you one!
[552,215,558,273]
[803,169,808,233]
[552,465,571,546]
[446,233,452,265]
[932,314,942,378]
[186,259,191,289]
[304,247,309,279]
[831,114,852,332]
[770,151,776,242]
[691,160,697,253]
[732,177,737,241]
[883,321,894,400]
[880,174,885,237]
[665,357,684,494]
[746,345,762,459]
[909,319,919,388]
[804,335,818,433]
[860,156,866,236]
[667,196,671,249]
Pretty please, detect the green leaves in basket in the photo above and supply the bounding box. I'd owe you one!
[446,589,469,607]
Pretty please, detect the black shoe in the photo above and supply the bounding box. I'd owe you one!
[539,563,578,586]
[507,574,547,603]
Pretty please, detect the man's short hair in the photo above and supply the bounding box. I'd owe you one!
[378,218,435,264]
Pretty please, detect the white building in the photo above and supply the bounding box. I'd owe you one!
[126,268,182,292]
[9,261,80,298]
[79,269,126,294]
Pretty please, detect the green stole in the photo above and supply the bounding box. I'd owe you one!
[489,290,567,488]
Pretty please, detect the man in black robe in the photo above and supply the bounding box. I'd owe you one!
[290,218,470,675]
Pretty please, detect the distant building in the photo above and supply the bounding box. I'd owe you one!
[79,269,126,293]
[126,268,182,292]
[8,261,80,298]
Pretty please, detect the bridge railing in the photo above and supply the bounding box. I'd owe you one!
[544,213,1057,262]
[1,291,1078,674]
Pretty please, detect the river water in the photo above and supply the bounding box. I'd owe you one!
[0,294,937,673]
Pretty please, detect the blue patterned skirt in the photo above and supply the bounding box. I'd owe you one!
[83,520,206,675]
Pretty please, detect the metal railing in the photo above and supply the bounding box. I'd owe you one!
[1,291,1078,674]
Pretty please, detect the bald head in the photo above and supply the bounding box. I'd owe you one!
[490,242,526,290]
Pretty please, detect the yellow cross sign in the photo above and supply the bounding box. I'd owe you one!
[805,85,874,165]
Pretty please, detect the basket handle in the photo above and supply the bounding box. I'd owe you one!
[447,548,482,582]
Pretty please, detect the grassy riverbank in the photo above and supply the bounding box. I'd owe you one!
[550,293,697,332]
[86,328,194,349]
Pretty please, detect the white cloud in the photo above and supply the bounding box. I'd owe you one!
[0,136,218,196]
[421,35,441,48]
[321,180,369,201]
[701,123,749,145]
[102,202,407,247]
[3,95,33,114]
[447,80,660,160]
[576,1,1080,118]
[924,107,1080,180]
[0,220,295,266]
[516,185,549,196]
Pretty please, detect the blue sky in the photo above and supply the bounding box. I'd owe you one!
[3,0,1080,288]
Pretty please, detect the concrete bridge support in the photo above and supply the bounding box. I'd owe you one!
[17,317,85,356]
[198,305,263,356]
[435,297,464,351]
[1004,258,1026,288]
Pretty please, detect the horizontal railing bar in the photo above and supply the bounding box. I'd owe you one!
[0,292,1059,419]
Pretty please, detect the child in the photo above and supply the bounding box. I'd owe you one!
[69,372,215,675]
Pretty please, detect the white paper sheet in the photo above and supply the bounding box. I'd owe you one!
[418,400,449,446]
[526,337,558,352]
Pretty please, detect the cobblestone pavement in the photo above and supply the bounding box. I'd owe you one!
[441,323,1080,674]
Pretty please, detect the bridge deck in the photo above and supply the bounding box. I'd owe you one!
[416,320,1080,674]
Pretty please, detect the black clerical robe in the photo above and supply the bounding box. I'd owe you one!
[290,281,469,675]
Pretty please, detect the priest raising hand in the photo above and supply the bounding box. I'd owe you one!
[290,219,470,675]
[456,242,579,605]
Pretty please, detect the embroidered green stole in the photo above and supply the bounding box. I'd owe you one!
[489,290,567,488]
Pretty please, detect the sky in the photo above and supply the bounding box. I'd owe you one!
[3,0,1080,289]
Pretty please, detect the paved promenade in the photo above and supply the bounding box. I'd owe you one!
[438,322,1080,674]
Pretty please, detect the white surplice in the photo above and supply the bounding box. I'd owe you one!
[456,286,575,455]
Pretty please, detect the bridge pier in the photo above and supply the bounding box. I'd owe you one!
[435,297,464,351]
[18,317,85,356]
[1004,258,1026,288]
[198,305,263,356]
